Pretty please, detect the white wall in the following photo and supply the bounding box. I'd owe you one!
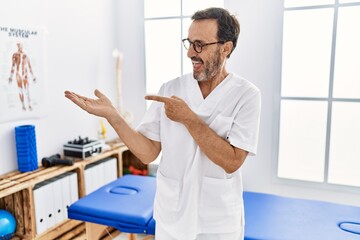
[0,0,146,175]
[225,0,360,206]
[114,0,146,125]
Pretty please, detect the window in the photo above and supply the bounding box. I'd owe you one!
[278,0,360,187]
[144,0,224,97]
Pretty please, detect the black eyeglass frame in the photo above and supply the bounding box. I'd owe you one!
[182,38,225,53]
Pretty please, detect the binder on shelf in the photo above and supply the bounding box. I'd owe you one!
[94,161,106,191]
[69,172,79,204]
[52,176,65,224]
[104,157,117,184]
[90,163,99,192]
[96,162,105,191]
[43,180,56,231]
[33,181,47,235]
[84,165,95,195]
[60,173,72,219]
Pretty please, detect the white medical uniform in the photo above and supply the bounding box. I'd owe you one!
[137,73,261,240]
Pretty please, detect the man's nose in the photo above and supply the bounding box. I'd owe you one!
[186,44,197,58]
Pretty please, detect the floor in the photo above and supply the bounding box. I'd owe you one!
[111,232,155,240]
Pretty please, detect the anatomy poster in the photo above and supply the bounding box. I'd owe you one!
[0,26,46,123]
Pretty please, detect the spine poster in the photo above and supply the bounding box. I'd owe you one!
[0,26,46,123]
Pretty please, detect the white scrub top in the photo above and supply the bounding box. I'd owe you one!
[137,73,261,240]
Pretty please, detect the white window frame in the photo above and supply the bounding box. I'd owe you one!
[276,0,360,192]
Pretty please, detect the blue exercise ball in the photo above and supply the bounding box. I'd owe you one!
[0,210,16,239]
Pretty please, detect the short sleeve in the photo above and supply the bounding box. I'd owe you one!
[227,88,261,156]
[136,85,165,142]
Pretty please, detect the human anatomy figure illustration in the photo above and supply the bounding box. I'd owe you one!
[8,43,36,111]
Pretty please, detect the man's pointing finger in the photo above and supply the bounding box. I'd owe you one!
[145,95,171,103]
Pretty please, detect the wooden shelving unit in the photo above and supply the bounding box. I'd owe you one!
[0,141,129,240]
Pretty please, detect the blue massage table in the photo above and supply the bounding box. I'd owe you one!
[68,175,360,240]
[243,191,360,240]
[68,175,156,239]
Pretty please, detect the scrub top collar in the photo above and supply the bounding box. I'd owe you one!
[188,73,234,113]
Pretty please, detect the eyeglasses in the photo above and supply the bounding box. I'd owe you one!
[182,38,225,53]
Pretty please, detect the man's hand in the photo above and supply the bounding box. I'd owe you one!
[64,89,118,119]
[145,95,195,124]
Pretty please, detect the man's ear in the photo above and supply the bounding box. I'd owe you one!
[222,41,233,58]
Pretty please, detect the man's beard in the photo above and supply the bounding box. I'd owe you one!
[193,51,222,82]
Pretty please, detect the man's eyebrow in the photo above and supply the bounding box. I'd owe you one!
[187,37,199,41]
[189,38,205,44]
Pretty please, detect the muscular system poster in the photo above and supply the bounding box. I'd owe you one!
[0,26,46,123]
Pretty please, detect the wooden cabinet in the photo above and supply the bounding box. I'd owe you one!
[0,141,128,240]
